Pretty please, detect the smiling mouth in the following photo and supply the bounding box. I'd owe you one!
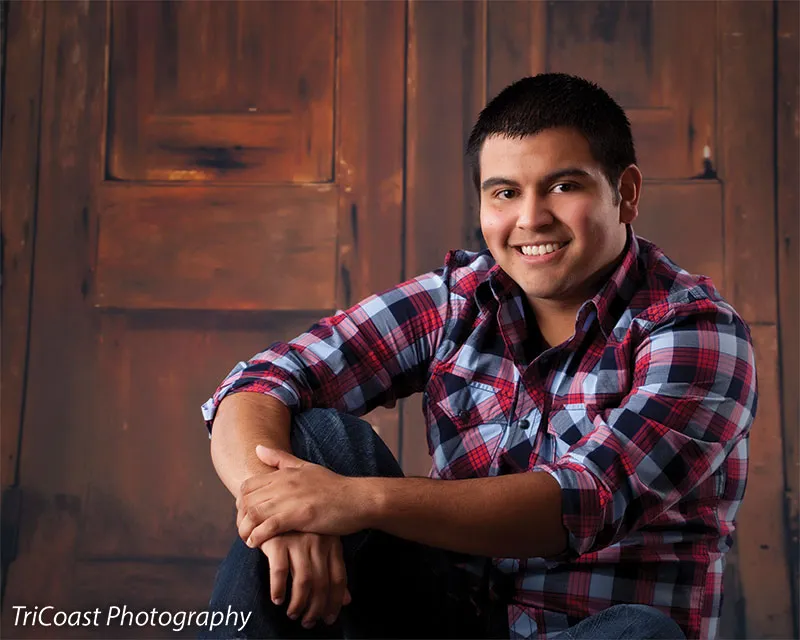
[514,241,570,257]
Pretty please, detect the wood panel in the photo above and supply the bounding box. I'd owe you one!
[486,0,539,98]
[108,0,335,183]
[634,181,725,293]
[734,325,794,638]
[777,2,799,636]
[718,1,777,325]
[1,1,109,636]
[70,562,220,638]
[0,0,45,489]
[93,184,338,310]
[717,5,790,635]
[79,312,321,560]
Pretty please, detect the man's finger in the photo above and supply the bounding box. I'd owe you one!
[301,541,330,628]
[247,515,288,548]
[238,512,257,543]
[324,540,347,625]
[263,541,290,607]
[287,549,312,622]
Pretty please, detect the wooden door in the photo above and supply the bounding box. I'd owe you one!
[1,1,404,636]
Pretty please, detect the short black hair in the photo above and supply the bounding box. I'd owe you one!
[466,73,637,199]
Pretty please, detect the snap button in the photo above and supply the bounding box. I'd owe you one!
[518,419,530,430]
[458,410,470,422]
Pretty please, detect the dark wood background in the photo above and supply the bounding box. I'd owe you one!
[1,1,797,638]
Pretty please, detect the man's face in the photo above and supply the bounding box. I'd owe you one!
[479,128,639,308]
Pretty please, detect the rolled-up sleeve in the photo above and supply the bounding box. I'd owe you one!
[535,300,757,557]
[201,269,452,434]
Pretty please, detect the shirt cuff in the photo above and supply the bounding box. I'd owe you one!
[534,460,613,558]
[201,379,301,435]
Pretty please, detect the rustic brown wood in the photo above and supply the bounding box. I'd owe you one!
[777,2,799,634]
[634,181,725,293]
[2,1,794,635]
[6,0,409,619]
[486,0,535,99]
[0,0,45,489]
[71,561,219,638]
[1,0,109,632]
[108,0,336,183]
[718,1,778,325]
[734,325,794,638]
[78,312,321,559]
[717,5,791,635]
[93,183,339,311]
[462,0,488,249]
[719,539,746,638]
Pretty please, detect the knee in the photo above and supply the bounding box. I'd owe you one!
[290,408,403,478]
[607,604,685,639]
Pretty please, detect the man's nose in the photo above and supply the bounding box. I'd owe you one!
[516,197,554,229]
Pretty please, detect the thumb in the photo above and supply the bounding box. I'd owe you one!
[255,445,304,469]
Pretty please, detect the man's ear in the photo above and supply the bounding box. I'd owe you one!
[618,164,642,224]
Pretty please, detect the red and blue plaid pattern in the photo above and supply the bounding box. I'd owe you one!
[203,231,756,639]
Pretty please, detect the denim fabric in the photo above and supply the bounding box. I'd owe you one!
[554,604,685,639]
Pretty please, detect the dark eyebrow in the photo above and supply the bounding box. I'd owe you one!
[480,176,522,192]
[480,167,593,192]
[543,168,593,184]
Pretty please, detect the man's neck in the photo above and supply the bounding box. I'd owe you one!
[527,297,584,349]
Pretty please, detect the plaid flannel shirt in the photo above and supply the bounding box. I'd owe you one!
[202,230,756,639]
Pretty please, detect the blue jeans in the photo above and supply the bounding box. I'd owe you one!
[202,409,684,639]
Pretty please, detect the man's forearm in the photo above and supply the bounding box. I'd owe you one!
[362,472,567,559]
[210,392,293,499]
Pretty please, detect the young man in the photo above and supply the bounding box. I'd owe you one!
[201,74,755,640]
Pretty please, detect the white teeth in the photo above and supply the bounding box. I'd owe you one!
[519,242,565,256]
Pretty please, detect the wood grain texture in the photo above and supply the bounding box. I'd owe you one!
[462,0,488,250]
[108,0,336,183]
[1,0,109,632]
[0,0,45,489]
[734,325,794,638]
[93,184,338,310]
[634,181,725,293]
[718,1,777,324]
[486,0,534,99]
[777,2,799,635]
[78,312,320,560]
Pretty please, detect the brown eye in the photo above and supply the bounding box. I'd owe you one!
[496,189,517,200]
[552,182,579,194]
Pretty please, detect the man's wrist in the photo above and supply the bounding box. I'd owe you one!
[352,477,389,530]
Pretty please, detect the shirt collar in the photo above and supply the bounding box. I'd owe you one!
[587,225,641,339]
[475,263,516,310]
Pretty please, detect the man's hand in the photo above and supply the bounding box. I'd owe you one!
[258,532,351,628]
[237,446,374,549]
[235,465,353,629]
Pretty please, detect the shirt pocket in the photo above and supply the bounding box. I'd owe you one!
[436,375,509,427]
[426,372,510,472]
